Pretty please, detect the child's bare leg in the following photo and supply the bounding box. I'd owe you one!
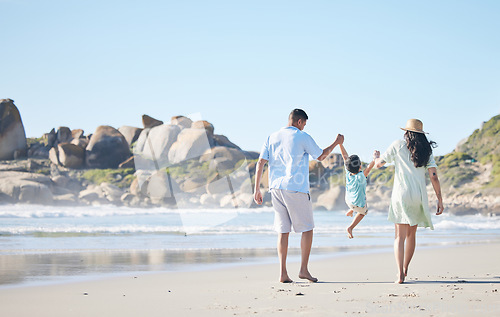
[345,209,354,217]
[347,213,365,239]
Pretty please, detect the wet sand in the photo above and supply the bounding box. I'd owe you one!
[0,243,499,316]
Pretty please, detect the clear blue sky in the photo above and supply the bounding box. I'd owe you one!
[2,0,499,161]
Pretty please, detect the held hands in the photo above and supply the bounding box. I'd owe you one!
[373,150,380,160]
[335,134,344,145]
[436,200,444,215]
[254,189,263,205]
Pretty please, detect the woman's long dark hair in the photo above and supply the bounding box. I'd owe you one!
[404,131,437,168]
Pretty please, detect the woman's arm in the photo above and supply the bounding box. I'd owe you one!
[428,167,444,215]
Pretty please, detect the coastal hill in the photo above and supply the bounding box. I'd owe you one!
[0,98,498,214]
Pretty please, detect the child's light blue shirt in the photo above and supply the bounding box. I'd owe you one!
[345,166,367,207]
[259,126,323,194]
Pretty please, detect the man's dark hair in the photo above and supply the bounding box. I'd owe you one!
[346,155,361,174]
[289,108,308,123]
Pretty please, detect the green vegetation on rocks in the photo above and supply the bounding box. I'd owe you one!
[81,168,135,188]
[435,152,478,188]
[457,114,500,159]
[368,165,395,187]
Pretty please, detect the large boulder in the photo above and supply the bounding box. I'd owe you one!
[171,116,193,129]
[118,126,143,146]
[142,114,163,129]
[192,120,214,137]
[168,128,212,164]
[200,146,246,173]
[86,126,131,169]
[71,129,84,140]
[56,126,73,144]
[58,143,85,168]
[134,124,181,165]
[0,171,53,204]
[0,99,27,160]
[146,170,179,205]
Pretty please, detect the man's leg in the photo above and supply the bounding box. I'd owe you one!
[298,229,318,282]
[277,233,292,283]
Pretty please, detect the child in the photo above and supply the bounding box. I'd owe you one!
[339,144,380,239]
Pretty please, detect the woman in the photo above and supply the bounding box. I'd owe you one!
[375,119,444,284]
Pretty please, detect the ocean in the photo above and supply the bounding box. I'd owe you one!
[0,204,499,287]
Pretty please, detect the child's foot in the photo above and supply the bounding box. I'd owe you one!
[347,227,354,239]
[345,210,353,217]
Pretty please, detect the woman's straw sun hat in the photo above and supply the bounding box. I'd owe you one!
[401,119,428,134]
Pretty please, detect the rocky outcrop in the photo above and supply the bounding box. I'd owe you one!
[86,126,131,169]
[0,99,27,160]
[313,185,345,211]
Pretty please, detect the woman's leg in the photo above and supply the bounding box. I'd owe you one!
[404,225,418,276]
[394,224,409,283]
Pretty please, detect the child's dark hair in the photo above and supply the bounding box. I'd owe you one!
[346,155,361,174]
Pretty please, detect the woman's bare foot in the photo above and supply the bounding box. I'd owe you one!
[345,210,354,217]
[298,270,318,283]
[404,267,408,277]
[395,272,405,284]
[347,227,354,239]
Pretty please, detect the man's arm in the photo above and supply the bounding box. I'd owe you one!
[317,134,344,161]
[253,158,268,205]
[363,150,380,177]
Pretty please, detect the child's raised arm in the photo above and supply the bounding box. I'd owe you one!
[339,144,349,162]
[363,150,380,177]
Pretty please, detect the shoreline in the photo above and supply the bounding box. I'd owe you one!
[1,239,498,289]
[0,242,499,316]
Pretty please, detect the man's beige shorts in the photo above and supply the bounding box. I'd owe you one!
[271,189,314,233]
[347,202,368,215]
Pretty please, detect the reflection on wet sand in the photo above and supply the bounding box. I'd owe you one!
[0,248,278,287]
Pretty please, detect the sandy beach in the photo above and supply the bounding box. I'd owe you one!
[0,243,498,316]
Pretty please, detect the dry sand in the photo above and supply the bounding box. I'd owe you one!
[0,243,499,316]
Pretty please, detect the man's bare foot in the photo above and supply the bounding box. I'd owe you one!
[345,210,353,217]
[395,272,405,284]
[347,227,354,239]
[299,271,318,283]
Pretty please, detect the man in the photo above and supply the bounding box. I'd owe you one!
[254,108,344,283]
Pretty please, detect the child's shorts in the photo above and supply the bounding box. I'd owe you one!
[347,202,368,215]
